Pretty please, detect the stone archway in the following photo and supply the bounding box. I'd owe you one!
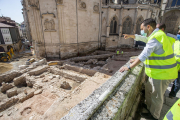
[136,16,144,35]
[122,16,133,34]
[109,15,118,35]
[162,10,180,34]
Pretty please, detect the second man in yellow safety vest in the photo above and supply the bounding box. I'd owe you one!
[169,32,180,99]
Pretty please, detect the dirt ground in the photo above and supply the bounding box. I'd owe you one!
[0,50,34,75]
[0,63,13,74]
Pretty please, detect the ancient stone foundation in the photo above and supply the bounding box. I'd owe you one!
[61,61,145,120]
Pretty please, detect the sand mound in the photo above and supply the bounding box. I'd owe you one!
[0,63,13,74]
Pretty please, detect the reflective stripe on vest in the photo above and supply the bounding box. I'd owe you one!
[166,111,173,120]
[177,61,180,65]
[145,63,177,69]
[174,54,180,57]
[147,53,174,60]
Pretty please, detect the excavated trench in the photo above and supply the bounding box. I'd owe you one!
[0,49,142,119]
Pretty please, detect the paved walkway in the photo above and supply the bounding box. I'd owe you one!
[140,82,180,120]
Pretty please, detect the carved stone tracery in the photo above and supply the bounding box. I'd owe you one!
[136,16,144,34]
[93,5,99,12]
[122,16,132,34]
[28,0,39,9]
[44,19,56,31]
[79,0,86,9]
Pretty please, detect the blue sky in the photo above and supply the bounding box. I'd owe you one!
[0,0,23,24]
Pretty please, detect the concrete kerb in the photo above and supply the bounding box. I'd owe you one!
[60,60,142,120]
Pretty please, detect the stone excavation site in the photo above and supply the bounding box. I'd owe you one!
[0,49,141,120]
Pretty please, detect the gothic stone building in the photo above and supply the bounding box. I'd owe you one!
[21,0,180,58]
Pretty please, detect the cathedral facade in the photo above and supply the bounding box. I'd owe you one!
[21,0,180,58]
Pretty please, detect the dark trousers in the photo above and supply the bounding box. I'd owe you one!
[135,41,146,47]
[169,72,180,97]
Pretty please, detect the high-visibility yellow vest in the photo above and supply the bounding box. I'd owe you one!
[144,30,178,80]
[163,99,180,120]
[167,36,176,46]
[117,51,119,54]
[174,40,180,71]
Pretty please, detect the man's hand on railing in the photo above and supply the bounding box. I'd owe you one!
[119,66,129,72]
[123,34,135,39]
[119,58,141,73]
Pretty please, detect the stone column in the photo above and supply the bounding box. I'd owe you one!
[146,9,150,19]
[106,7,110,37]
[119,8,123,37]
[133,8,138,34]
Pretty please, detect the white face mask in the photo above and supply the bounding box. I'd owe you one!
[140,30,147,37]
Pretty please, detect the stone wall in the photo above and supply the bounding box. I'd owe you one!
[101,4,160,50]
[23,0,101,59]
[61,60,146,120]
[22,0,162,58]
[162,10,180,35]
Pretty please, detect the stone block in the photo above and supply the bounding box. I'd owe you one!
[34,89,43,95]
[28,65,49,76]
[26,76,36,87]
[19,65,29,70]
[33,58,47,67]
[6,88,17,98]
[33,82,43,90]
[0,71,22,84]
[32,62,38,68]
[1,82,14,93]
[49,68,88,82]
[18,89,35,103]
[0,96,19,112]
[60,81,71,89]
[13,75,26,86]
[63,64,96,76]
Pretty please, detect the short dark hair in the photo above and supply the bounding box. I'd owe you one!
[158,23,166,30]
[142,18,156,29]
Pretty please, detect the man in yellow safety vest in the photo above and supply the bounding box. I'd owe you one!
[120,18,178,120]
[169,31,180,99]
[156,23,176,46]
